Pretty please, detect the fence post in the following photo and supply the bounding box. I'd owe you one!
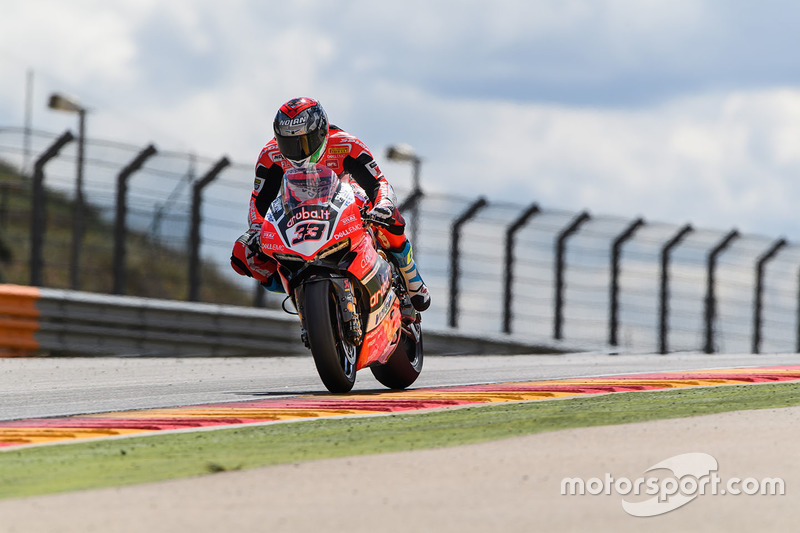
[188,156,231,302]
[113,144,158,295]
[703,229,739,354]
[29,130,75,286]
[502,203,540,334]
[752,238,787,354]
[609,217,645,347]
[449,197,488,328]
[658,224,693,354]
[554,211,591,340]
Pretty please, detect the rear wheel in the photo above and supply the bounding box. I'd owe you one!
[370,322,423,389]
[303,279,358,393]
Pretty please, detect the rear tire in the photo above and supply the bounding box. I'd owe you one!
[303,280,358,393]
[370,322,423,389]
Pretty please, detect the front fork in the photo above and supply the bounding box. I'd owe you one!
[296,276,363,349]
[330,276,363,346]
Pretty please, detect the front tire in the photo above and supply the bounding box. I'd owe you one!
[370,322,423,389]
[303,279,358,393]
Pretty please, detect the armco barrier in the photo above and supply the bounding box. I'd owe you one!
[0,284,562,357]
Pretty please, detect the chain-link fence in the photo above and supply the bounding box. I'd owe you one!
[2,126,799,354]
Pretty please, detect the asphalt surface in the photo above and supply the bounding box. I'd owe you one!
[2,352,798,421]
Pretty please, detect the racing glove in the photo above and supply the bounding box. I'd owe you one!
[231,224,278,283]
[243,226,262,256]
[367,198,396,224]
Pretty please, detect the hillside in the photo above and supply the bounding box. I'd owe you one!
[0,160,254,306]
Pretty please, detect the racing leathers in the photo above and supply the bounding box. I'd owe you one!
[230,125,430,311]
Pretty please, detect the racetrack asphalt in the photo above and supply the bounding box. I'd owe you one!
[1,352,798,532]
[2,352,798,420]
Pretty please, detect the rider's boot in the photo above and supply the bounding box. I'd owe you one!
[389,240,430,312]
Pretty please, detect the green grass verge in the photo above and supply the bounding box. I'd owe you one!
[2,382,800,500]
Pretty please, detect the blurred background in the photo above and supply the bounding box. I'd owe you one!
[2,0,800,354]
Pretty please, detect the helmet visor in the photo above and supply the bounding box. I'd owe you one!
[276,128,326,163]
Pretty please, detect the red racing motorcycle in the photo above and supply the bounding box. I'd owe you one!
[259,163,423,393]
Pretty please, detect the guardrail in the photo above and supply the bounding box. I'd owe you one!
[0,284,564,357]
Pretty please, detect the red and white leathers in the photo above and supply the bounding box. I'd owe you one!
[231,125,430,311]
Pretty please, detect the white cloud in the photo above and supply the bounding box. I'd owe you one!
[2,0,800,243]
[383,87,800,239]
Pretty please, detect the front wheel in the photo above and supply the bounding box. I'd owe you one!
[302,279,358,393]
[370,322,423,389]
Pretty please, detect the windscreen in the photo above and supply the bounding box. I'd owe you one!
[282,164,339,211]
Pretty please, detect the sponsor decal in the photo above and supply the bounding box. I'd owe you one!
[368,290,395,331]
[367,160,380,178]
[267,201,283,223]
[270,152,284,162]
[285,207,331,228]
[328,146,349,155]
[332,224,360,241]
[340,214,357,225]
[278,116,307,127]
[360,253,374,270]
[343,138,370,152]
[254,177,265,193]
[369,273,392,308]
[259,146,271,159]
[249,204,260,223]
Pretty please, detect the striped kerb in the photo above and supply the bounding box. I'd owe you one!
[1,366,799,449]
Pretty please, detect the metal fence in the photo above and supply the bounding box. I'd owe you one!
[1,127,252,304]
[2,126,800,355]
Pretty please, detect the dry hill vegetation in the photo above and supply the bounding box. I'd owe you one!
[0,160,252,306]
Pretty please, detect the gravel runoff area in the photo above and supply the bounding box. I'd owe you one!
[1,405,797,532]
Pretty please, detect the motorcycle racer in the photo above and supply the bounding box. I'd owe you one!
[231,96,431,312]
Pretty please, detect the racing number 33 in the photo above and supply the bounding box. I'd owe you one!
[291,222,326,245]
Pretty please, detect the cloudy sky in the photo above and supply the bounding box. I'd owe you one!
[3,0,800,239]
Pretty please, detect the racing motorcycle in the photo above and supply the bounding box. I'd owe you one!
[259,163,423,393]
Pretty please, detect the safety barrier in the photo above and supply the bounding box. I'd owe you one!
[0,284,561,358]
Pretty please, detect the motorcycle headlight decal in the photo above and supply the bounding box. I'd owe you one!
[317,238,350,259]
[273,252,305,265]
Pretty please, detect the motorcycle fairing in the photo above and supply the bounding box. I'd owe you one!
[260,163,402,370]
[357,291,400,369]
